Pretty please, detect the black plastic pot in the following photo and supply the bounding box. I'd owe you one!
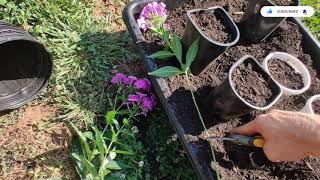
[240,0,299,42]
[123,0,320,179]
[182,7,240,75]
[207,55,282,120]
[0,21,53,111]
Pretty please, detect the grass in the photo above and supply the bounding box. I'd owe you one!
[302,0,320,39]
[0,0,319,179]
[0,0,195,179]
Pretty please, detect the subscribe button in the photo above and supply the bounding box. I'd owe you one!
[261,6,314,17]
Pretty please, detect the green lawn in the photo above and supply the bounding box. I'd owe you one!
[0,0,194,179]
[0,0,319,179]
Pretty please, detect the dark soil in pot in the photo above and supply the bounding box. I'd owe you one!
[191,11,232,43]
[139,0,320,179]
[271,0,295,6]
[268,59,304,90]
[312,100,320,114]
[232,61,274,107]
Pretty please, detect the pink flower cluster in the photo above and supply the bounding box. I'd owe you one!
[111,73,156,115]
[137,2,168,32]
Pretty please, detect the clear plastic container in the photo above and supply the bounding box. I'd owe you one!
[262,52,311,96]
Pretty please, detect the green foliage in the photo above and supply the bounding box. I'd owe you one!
[148,51,175,60]
[149,66,183,78]
[0,0,138,125]
[149,33,200,77]
[302,0,320,39]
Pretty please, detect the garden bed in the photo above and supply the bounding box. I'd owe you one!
[123,0,320,179]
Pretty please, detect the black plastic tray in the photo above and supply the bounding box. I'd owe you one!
[122,1,320,179]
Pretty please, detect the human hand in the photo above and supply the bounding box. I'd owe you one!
[231,110,320,162]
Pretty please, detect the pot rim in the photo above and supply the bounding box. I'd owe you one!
[262,52,311,96]
[301,94,320,114]
[186,6,240,46]
[228,55,283,110]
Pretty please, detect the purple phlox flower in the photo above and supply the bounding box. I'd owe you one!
[123,75,137,86]
[142,93,157,111]
[127,92,157,116]
[134,78,151,91]
[127,92,147,103]
[137,2,168,32]
[111,73,127,84]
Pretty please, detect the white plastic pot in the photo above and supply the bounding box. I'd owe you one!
[300,94,320,114]
[262,52,311,96]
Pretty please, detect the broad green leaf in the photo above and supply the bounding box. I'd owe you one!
[106,110,116,125]
[111,150,134,155]
[149,51,175,60]
[173,33,182,63]
[92,126,106,161]
[149,66,183,78]
[106,160,130,170]
[78,155,99,177]
[163,30,171,47]
[186,38,200,68]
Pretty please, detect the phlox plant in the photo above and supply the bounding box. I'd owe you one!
[137,2,170,37]
[70,74,156,179]
[145,4,220,179]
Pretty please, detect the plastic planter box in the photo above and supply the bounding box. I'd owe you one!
[123,0,320,179]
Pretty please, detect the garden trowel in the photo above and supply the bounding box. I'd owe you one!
[208,134,265,148]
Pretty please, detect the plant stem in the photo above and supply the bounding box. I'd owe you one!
[185,73,220,180]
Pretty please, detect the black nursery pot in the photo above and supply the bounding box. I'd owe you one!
[182,7,240,75]
[206,55,282,120]
[240,0,298,43]
[0,21,53,111]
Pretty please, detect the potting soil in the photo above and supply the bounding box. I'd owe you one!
[191,10,231,43]
[271,0,295,6]
[312,100,320,114]
[232,61,274,107]
[268,59,304,90]
[141,0,320,179]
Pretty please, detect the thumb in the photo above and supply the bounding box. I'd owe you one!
[230,120,260,136]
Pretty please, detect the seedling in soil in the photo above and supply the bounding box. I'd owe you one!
[148,35,221,180]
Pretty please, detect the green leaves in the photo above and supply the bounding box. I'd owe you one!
[149,66,183,78]
[149,37,200,78]
[186,38,200,68]
[149,51,175,60]
[106,110,116,125]
[172,33,183,64]
[106,160,130,170]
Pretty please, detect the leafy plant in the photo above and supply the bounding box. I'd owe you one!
[70,74,157,179]
[148,35,221,180]
[149,33,199,77]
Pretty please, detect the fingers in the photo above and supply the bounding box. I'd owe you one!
[230,120,259,136]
